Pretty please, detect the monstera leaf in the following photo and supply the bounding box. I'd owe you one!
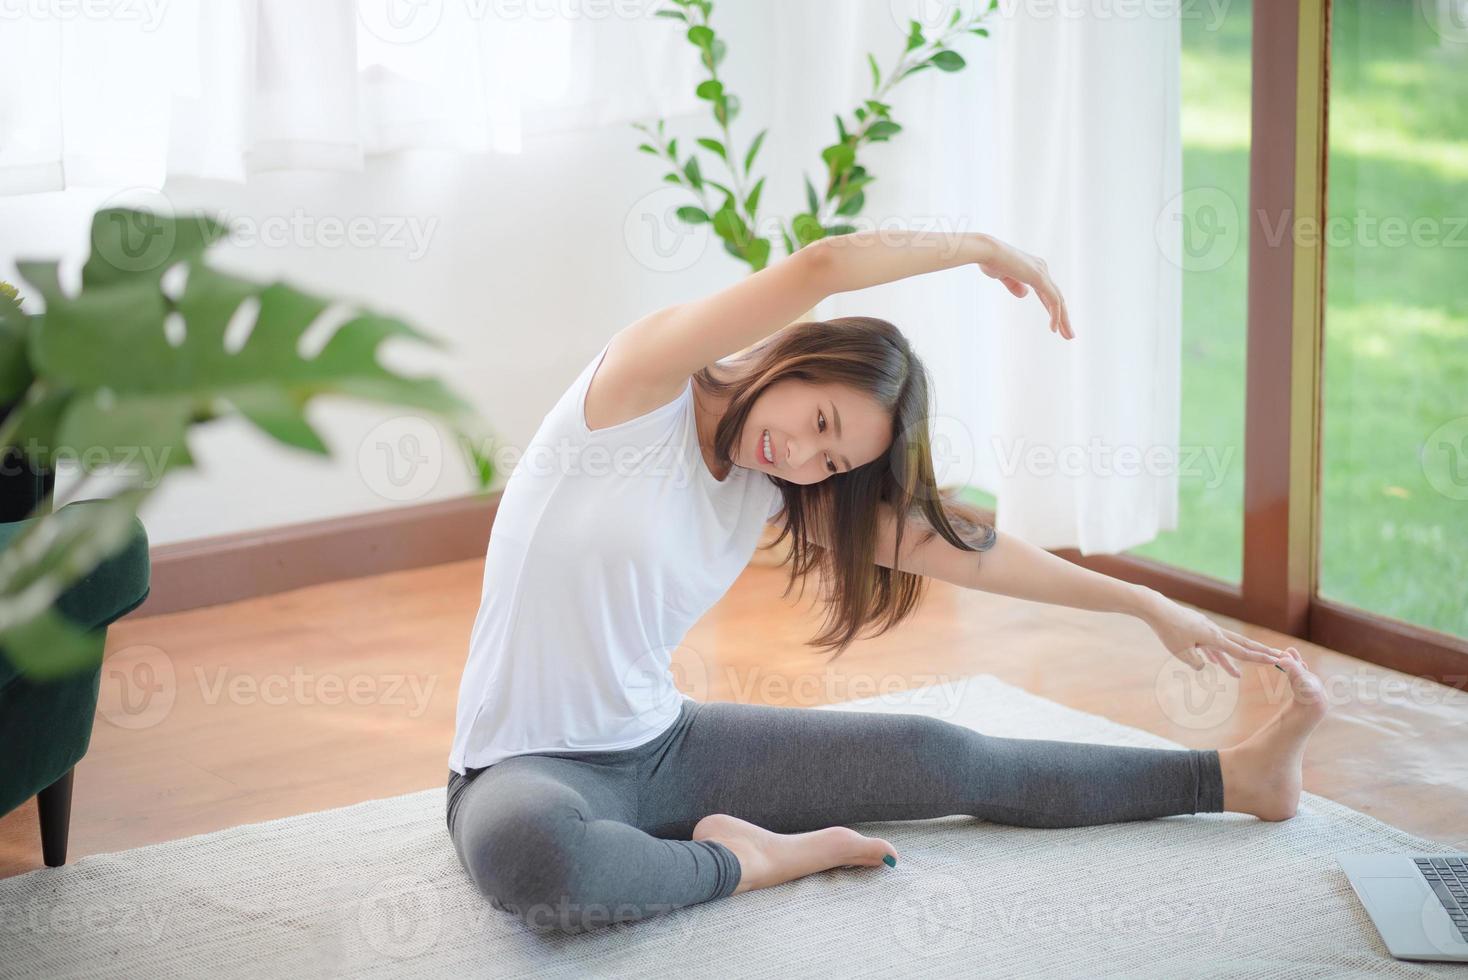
[9,208,475,478]
[0,207,494,677]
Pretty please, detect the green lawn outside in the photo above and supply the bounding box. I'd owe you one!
[965,0,1468,639]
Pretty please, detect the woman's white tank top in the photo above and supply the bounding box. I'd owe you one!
[448,341,785,773]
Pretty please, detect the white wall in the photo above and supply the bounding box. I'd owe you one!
[0,0,1008,547]
[0,3,806,546]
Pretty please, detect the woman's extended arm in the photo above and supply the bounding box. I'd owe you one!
[604,230,1071,400]
[807,502,1287,675]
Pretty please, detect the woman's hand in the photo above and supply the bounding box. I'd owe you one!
[974,236,1075,340]
[1140,594,1295,677]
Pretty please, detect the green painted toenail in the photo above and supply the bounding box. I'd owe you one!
[883,854,897,868]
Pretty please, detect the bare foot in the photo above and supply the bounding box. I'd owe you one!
[692,813,897,895]
[1218,647,1329,821]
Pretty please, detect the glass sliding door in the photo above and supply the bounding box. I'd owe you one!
[1318,0,1468,639]
[1127,0,1254,584]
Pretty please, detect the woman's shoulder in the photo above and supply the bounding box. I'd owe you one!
[582,329,694,434]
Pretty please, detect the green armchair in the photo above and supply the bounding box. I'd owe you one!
[0,449,151,867]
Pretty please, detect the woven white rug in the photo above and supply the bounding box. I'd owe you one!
[0,674,1460,979]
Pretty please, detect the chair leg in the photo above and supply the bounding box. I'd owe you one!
[37,768,75,868]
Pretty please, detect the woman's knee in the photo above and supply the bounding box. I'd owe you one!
[457,794,602,930]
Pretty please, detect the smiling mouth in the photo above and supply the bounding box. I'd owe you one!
[761,428,775,465]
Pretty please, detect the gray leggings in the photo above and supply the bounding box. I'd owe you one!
[445,697,1224,934]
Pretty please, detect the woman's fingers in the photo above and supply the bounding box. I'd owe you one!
[1217,634,1279,666]
[1221,628,1283,659]
[1204,647,1240,678]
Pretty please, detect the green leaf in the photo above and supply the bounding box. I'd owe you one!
[655,8,685,19]
[825,223,858,236]
[744,175,766,216]
[743,128,767,174]
[821,143,855,176]
[711,205,753,248]
[683,155,703,190]
[792,214,826,247]
[677,205,711,224]
[0,489,151,678]
[0,606,107,679]
[835,190,865,217]
[950,6,962,27]
[713,93,740,127]
[931,50,966,72]
[686,24,713,47]
[867,52,881,90]
[0,288,31,403]
[866,120,902,140]
[779,226,797,255]
[804,174,820,214]
[663,173,683,185]
[835,113,849,143]
[709,38,726,69]
[13,210,473,488]
[746,237,771,271]
[865,99,891,117]
[970,26,990,37]
[906,19,925,52]
[696,137,726,159]
[637,143,659,155]
[696,79,724,101]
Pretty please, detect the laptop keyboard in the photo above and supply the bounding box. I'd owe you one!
[1416,857,1468,940]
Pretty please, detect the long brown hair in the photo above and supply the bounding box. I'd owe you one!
[693,316,997,656]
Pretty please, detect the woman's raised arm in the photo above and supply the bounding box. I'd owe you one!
[602,230,1072,404]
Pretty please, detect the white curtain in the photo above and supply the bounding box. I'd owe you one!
[797,0,1182,555]
[0,0,701,193]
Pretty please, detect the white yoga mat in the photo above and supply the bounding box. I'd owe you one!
[0,674,1459,978]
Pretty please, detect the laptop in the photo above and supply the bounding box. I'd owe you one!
[1339,853,1468,962]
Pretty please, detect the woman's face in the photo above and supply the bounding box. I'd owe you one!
[733,378,892,486]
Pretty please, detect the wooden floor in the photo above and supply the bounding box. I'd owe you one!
[3,557,1466,877]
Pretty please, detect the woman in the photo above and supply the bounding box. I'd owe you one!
[446,229,1327,935]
